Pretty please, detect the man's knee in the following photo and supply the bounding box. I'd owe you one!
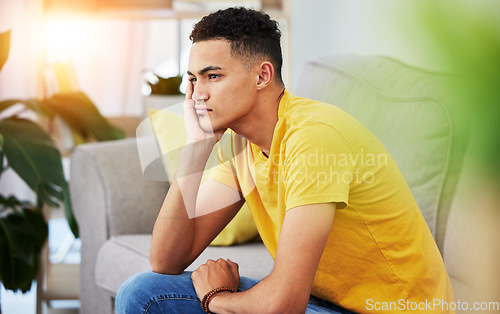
[116,271,155,313]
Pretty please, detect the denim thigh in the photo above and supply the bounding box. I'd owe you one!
[116,271,353,313]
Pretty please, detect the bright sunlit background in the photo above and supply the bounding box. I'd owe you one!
[42,16,186,115]
[45,19,91,64]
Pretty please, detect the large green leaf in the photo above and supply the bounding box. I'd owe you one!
[63,187,78,238]
[0,196,48,293]
[0,118,79,237]
[0,118,66,207]
[0,99,53,117]
[0,30,10,72]
[42,92,124,141]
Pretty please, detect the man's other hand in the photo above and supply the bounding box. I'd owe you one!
[192,258,240,300]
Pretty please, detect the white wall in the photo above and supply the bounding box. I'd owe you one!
[289,0,438,89]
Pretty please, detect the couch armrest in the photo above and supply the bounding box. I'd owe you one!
[443,153,500,307]
[70,138,168,314]
[71,138,168,237]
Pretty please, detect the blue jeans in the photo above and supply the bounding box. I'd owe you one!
[116,271,354,313]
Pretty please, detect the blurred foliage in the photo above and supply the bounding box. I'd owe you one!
[0,195,48,293]
[411,0,500,183]
[147,74,183,95]
[42,91,125,141]
[0,29,124,293]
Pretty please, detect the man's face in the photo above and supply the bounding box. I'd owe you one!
[187,40,259,133]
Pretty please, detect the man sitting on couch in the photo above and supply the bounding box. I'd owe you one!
[116,7,454,313]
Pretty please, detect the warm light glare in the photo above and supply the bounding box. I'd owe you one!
[45,18,91,63]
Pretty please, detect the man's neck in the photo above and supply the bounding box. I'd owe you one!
[231,85,285,154]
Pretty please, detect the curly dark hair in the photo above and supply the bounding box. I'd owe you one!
[190,7,283,83]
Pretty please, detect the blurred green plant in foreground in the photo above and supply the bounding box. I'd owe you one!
[409,3,500,302]
[411,0,500,184]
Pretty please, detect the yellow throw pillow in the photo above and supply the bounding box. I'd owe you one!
[148,107,258,246]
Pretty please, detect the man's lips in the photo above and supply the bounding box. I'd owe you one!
[195,104,213,115]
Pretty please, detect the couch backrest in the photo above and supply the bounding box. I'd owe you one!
[294,55,467,252]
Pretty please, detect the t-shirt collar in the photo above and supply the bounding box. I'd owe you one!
[278,89,290,119]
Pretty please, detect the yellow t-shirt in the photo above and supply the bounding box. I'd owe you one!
[209,90,454,313]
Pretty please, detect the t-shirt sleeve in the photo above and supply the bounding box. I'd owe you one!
[207,160,241,191]
[284,122,355,211]
[206,134,242,192]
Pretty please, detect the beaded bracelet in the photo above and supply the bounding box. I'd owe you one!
[200,286,235,313]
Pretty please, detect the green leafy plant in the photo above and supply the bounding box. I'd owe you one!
[0,195,47,293]
[146,74,183,95]
[0,29,124,293]
[411,2,500,183]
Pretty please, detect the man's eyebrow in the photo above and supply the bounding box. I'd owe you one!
[187,66,222,76]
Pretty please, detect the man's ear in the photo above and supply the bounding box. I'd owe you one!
[256,61,274,90]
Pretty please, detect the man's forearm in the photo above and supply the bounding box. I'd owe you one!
[209,274,307,314]
[198,204,336,313]
[150,143,213,274]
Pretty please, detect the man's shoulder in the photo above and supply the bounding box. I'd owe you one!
[282,93,383,154]
[283,93,354,129]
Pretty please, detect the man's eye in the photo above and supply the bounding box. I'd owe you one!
[188,77,197,83]
[208,74,220,80]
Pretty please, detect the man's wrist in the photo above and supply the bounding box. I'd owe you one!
[182,140,214,159]
[177,141,213,175]
[207,290,234,313]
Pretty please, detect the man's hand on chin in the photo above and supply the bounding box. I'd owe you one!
[191,258,240,301]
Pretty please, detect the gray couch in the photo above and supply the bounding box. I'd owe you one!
[71,55,494,314]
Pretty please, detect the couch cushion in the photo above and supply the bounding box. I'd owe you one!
[95,235,274,295]
[294,55,467,252]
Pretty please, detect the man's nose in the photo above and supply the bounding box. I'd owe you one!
[192,86,208,103]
